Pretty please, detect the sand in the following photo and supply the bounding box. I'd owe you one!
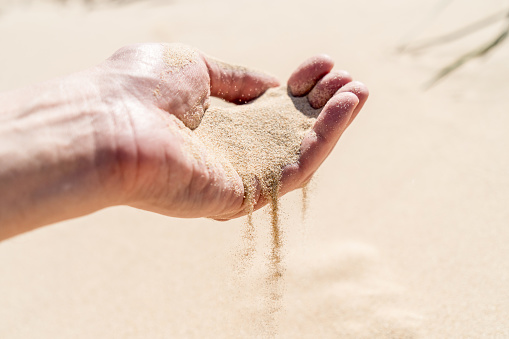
[195,86,316,200]
[0,0,509,338]
[195,86,317,336]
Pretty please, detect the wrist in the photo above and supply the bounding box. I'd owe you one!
[0,69,121,238]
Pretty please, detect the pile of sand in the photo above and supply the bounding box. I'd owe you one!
[195,86,317,201]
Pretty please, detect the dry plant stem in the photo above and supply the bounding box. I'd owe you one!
[402,9,509,53]
[398,0,455,50]
[424,16,509,88]
[398,4,509,88]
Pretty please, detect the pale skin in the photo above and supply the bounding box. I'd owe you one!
[0,43,368,241]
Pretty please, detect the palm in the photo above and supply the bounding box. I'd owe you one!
[101,43,367,219]
[126,105,245,218]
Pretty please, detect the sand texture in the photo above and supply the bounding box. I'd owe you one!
[195,86,316,199]
[1,0,509,338]
[195,87,317,336]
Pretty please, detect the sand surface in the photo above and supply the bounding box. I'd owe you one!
[1,0,508,338]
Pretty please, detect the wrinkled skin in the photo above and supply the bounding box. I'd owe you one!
[0,43,368,240]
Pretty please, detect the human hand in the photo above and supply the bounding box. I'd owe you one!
[97,43,368,219]
[0,43,368,239]
[95,43,281,217]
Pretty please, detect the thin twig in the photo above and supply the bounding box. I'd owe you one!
[398,0,455,51]
[403,9,508,52]
[423,17,509,89]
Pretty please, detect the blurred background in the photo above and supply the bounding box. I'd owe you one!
[0,0,508,338]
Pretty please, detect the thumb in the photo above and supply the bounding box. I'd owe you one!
[201,54,280,104]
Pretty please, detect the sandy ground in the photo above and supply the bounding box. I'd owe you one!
[0,0,508,338]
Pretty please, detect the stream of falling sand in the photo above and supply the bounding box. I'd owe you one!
[192,85,319,337]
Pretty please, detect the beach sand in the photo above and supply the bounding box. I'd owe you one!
[0,0,508,337]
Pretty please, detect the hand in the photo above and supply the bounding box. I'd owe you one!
[210,55,369,219]
[0,43,368,240]
[98,44,368,219]
[96,43,282,217]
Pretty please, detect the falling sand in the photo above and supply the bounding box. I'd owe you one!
[153,48,319,325]
[194,86,320,335]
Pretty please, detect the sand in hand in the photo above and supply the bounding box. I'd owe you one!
[194,86,319,334]
[195,86,318,199]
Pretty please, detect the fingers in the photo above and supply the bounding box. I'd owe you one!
[202,55,280,104]
[212,85,367,219]
[311,92,358,145]
[307,71,352,108]
[335,81,369,127]
[210,55,368,220]
[287,55,334,96]
[280,92,359,193]
[211,176,263,221]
